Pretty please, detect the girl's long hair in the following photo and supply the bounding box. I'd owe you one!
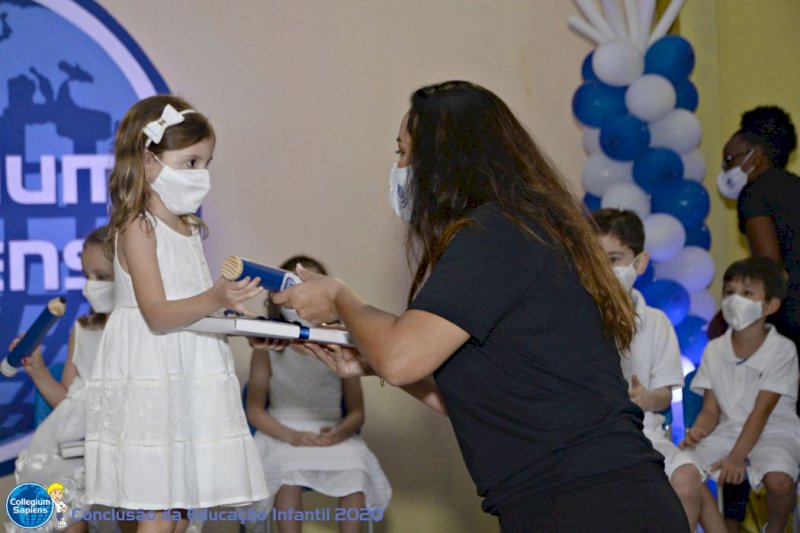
[104,94,213,258]
[78,225,111,330]
[404,81,636,351]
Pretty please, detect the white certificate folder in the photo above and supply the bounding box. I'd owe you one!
[185,317,355,346]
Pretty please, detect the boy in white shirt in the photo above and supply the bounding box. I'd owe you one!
[593,208,725,532]
[680,256,800,533]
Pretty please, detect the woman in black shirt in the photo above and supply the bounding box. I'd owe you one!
[274,81,688,532]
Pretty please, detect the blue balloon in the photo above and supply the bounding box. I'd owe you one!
[676,315,709,364]
[600,115,651,161]
[634,261,655,291]
[582,52,598,81]
[674,78,698,111]
[640,279,690,325]
[583,192,602,211]
[633,148,684,193]
[651,180,710,227]
[572,81,627,128]
[685,223,711,250]
[645,36,695,83]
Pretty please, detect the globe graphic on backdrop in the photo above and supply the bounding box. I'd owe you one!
[0,0,166,470]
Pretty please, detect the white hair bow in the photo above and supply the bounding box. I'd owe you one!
[142,104,195,147]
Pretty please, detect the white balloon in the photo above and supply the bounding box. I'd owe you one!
[592,39,645,87]
[583,127,602,155]
[643,213,686,262]
[649,109,702,154]
[654,246,715,293]
[689,289,717,322]
[601,182,651,219]
[581,152,634,197]
[681,149,707,182]
[624,74,676,122]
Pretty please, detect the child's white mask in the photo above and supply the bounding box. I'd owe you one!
[150,154,210,215]
[82,279,114,313]
[721,293,763,331]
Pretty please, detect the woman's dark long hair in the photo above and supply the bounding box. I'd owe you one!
[404,81,636,351]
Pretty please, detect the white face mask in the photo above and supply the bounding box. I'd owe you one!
[613,262,638,292]
[716,150,753,200]
[82,279,114,313]
[279,306,312,327]
[388,164,412,222]
[721,293,764,331]
[150,154,211,215]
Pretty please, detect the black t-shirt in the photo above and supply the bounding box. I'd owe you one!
[409,203,663,515]
[738,169,800,333]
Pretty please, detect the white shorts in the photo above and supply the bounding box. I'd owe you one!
[644,427,703,480]
[682,423,800,489]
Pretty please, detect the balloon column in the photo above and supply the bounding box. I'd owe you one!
[569,0,716,441]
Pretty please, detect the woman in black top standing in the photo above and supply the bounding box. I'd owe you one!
[274,80,689,532]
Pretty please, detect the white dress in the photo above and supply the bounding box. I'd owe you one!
[6,321,101,532]
[251,347,391,513]
[83,214,268,509]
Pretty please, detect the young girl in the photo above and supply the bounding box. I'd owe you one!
[246,256,390,533]
[8,226,113,533]
[83,95,268,532]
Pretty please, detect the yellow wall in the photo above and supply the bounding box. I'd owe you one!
[681,0,800,298]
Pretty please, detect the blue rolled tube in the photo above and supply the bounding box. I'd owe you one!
[221,256,300,292]
[2,297,66,377]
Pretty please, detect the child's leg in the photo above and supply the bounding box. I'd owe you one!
[136,511,176,533]
[763,472,795,533]
[337,492,365,533]
[172,510,189,533]
[698,484,727,533]
[670,464,702,530]
[64,519,88,533]
[274,485,303,533]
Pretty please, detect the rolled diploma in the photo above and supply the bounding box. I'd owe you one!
[2,297,66,377]
[221,256,300,292]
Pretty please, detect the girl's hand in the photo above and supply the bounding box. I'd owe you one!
[290,430,328,447]
[712,454,747,485]
[297,342,374,378]
[318,425,347,446]
[679,426,707,450]
[271,264,347,325]
[248,337,289,351]
[8,337,45,377]
[212,276,263,316]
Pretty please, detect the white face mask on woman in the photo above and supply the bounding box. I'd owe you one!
[82,279,115,313]
[388,164,412,222]
[716,150,754,200]
[150,154,211,215]
[721,293,764,331]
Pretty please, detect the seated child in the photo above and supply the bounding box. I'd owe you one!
[593,208,725,532]
[245,255,391,533]
[680,256,800,533]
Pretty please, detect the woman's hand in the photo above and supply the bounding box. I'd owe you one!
[297,342,374,378]
[212,276,263,316]
[271,264,348,325]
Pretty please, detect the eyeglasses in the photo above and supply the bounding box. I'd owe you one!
[722,149,754,171]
